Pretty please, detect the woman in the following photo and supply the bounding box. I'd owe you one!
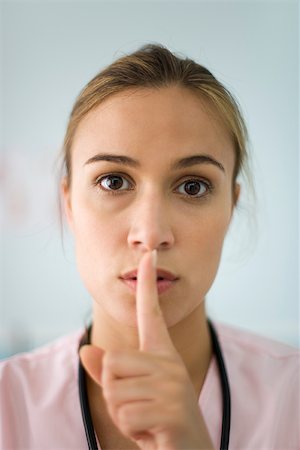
[0,44,298,450]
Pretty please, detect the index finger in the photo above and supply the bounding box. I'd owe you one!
[136,250,174,353]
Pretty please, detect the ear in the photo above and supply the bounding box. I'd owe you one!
[233,182,241,209]
[61,177,74,234]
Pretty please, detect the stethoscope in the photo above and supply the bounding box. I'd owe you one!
[78,319,231,450]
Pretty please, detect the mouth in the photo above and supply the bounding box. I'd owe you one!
[120,277,178,295]
[120,268,179,295]
[121,268,178,282]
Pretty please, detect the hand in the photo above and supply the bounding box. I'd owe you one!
[80,251,214,450]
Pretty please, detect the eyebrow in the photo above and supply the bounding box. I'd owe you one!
[84,152,225,173]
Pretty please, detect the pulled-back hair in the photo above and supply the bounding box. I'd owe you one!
[59,43,250,192]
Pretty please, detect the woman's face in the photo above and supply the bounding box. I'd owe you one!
[62,86,239,328]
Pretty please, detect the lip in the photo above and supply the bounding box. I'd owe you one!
[120,278,177,295]
[120,268,179,281]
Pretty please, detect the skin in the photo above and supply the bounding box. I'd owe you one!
[62,85,240,449]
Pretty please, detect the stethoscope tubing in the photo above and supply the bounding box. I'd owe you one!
[79,359,99,449]
[78,319,231,450]
[208,320,231,450]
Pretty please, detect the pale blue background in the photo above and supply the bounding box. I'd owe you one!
[1,0,299,358]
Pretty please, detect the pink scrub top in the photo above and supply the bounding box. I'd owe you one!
[0,320,299,450]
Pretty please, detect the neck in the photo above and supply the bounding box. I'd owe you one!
[90,300,212,396]
[169,302,213,395]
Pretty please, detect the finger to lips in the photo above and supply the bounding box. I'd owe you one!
[136,250,174,353]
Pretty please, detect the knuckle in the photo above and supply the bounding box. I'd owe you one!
[117,405,133,434]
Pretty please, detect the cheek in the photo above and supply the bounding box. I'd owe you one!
[200,214,230,253]
[72,191,123,245]
[187,199,231,245]
[187,207,231,288]
[71,200,124,282]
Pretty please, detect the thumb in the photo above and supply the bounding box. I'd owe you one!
[79,345,105,387]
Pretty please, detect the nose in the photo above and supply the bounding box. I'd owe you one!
[127,191,175,252]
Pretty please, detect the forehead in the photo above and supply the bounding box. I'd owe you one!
[71,85,235,172]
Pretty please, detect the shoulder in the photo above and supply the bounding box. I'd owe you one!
[0,327,85,395]
[213,319,298,358]
[0,327,87,448]
[210,320,299,448]
[213,319,298,361]
[211,319,299,406]
[212,319,299,380]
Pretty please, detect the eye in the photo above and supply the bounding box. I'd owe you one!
[96,174,133,194]
[94,173,213,199]
[177,178,212,198]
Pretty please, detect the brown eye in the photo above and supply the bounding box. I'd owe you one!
[177,179,211,198]
[99,175,131,191]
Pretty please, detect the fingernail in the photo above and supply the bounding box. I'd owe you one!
[151,249,157,267]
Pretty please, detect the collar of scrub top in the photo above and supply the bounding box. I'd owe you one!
[78,318,231,450]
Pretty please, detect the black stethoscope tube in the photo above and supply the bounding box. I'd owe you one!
[78,319,231,450]
[208,320,231,450]
[78,358,99,449]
